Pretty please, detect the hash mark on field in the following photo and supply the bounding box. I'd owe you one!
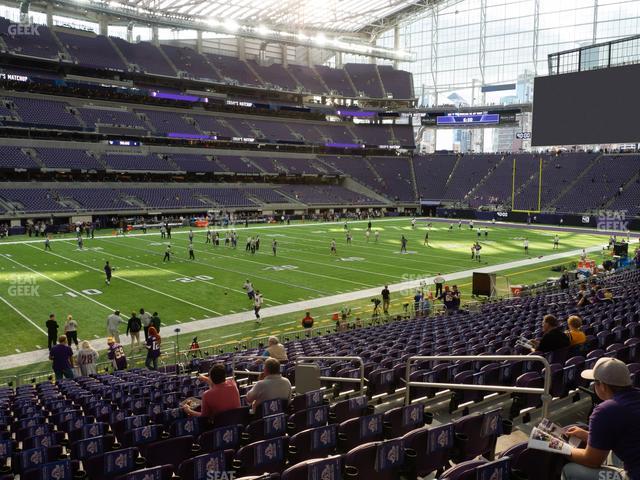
[175,320,182,323]
[14,349,20,353]
[229,310,237,313]
[93,335,99,338]
[35,345,41,349]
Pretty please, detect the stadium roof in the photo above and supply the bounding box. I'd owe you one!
[123,0,444,34]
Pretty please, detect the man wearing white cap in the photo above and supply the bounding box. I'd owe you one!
[562,357,640,480]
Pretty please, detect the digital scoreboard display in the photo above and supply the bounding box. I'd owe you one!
[532,63,640,146]
[436,113,500,125]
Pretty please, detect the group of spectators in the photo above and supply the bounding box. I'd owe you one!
[183,336,292,420]
[47,307,163,379]
[527,314,586,354]
[576,282,614,307]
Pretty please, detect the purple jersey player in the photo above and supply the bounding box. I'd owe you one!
[107,337,127,370]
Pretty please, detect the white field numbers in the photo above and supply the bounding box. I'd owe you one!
[171,275,214,283]
[60,289,103,297]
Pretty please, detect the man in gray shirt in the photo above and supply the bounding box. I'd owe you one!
[246,358,292,408]
[106,310,125,343]
[139,308,152,340]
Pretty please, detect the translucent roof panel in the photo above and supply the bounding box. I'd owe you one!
[133,0,432,33]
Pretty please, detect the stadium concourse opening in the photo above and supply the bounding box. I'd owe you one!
[0,0,638,478]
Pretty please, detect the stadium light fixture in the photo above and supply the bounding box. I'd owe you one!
[256,24,271,36]
[224,19,239,32]
[313,32,327,46]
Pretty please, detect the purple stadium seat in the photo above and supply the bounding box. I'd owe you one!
[402,423,455,478]
[177,450,235,480]
[233,436,287,476]
[281,455,342,480]
[113,465,174,480]
[499,441,565,480]
[452,409,502,462]
[344,438,406,480]
[288,424,338,463]
[245,413,287,442]
[198,424,242,452]
[82,447,142,480]
[383,404,425,438]
[338,413,384,451]
[138,435,195,471]
[329,395,370,424]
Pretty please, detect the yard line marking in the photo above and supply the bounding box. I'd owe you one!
[0,254,115,313]
[26,244,223,316]
[0,294,47,336]
[98,237,284,302]
[220,332,242,339]
[124,236,328,297]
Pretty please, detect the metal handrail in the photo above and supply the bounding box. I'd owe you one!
[231,355,269,381]
[296,356,365,392]
[404,355,553,418]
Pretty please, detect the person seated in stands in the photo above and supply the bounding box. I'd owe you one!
[596,287,614,303]
[531,314,571,353]
[262,336,288,362]
[246,358,292,408]
[566,315,587,347]
[576,284,589,307]
[563,358,640,480]
[182,363,240,419]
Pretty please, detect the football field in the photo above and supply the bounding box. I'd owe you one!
[0,218,610,361]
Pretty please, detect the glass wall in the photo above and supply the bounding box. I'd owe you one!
[376,0,640,103]
[372,0,640,151]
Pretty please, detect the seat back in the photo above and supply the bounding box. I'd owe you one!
[141,435,194,471]
[234,436,287,476]
[83,447,141,480]
[402,422,455,478]
[383,404,424,438]
[198,425,242,452]
[281,455,342,480]
[345,439,405,480]
[289,424,338,463]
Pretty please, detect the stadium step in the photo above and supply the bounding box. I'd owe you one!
[548,152,604,209]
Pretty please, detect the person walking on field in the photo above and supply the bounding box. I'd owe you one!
[126,311,142,351]
[139,308,152,341]
[46,313,59,350]
[64,315,79,349]
[106,310,125,343]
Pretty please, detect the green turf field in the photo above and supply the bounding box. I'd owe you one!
[0,218,609,362]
